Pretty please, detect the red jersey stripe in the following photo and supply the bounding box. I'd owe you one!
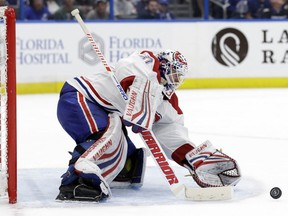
[77,93,98,133]
[80,76,113,106]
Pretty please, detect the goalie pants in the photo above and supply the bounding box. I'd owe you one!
[57,83,136,185]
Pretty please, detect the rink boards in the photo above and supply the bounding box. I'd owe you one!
[15,21,288,94]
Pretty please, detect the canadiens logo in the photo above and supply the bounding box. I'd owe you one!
[141,55,153,64]
[173,51,187,65]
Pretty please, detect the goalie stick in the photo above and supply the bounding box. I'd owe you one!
[71,9,233,201]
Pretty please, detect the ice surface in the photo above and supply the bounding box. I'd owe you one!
[1,88,288,216]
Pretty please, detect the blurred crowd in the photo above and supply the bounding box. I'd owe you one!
[207,0,288,19]
[0,0,176,20]
[0,0,288,20]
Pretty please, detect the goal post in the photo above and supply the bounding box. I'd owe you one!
[0,6,17,204]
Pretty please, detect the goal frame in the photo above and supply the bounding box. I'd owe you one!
[0,7,17,204]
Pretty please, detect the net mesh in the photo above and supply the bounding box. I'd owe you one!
[0,6,8,197]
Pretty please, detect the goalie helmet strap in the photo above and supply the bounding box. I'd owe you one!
[171,144,195,166]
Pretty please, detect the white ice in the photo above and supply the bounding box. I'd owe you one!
[1,88,288,216]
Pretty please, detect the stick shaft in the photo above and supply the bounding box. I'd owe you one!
[72,10,128,101]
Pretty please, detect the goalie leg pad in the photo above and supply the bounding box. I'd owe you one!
[185,140,241,187]
[71,113,128,183]
[57,113,131,201]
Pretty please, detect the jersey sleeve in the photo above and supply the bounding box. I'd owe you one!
[152,119,195,161]
[152,93,195,161]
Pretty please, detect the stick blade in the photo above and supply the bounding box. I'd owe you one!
[185,186,233,201]
[170,183,186,197]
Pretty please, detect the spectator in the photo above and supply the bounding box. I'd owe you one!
[246,0,272,18]
[192,0,204,17]
[0,0,8,6]
[135,0,149,18]
[24,0,51,20]
[269,0,288,19]
[137,0,160,19]
[75,0,94,5]
[229,0,249,18]
[75,0,94,14]
[226,0,242,17]
[7,0,17,5]
[86,0,109,20]
[46,0,60,14]
[2,0,20,18]
[158,0,175,19]
[245,0,288,19]
[53,0,79,20]
[114,0,137,19]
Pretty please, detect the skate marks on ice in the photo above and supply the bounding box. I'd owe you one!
[14,166,262,208]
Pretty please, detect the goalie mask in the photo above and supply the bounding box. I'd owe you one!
[157,50,188,98]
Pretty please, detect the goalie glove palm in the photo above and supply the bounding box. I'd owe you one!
[185,141,241,188]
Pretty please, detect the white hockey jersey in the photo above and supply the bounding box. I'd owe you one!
[67,50,195,159]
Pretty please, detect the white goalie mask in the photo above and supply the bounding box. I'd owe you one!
[157,50,188,98]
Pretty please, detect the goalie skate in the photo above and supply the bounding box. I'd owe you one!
[56,178,110,202]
